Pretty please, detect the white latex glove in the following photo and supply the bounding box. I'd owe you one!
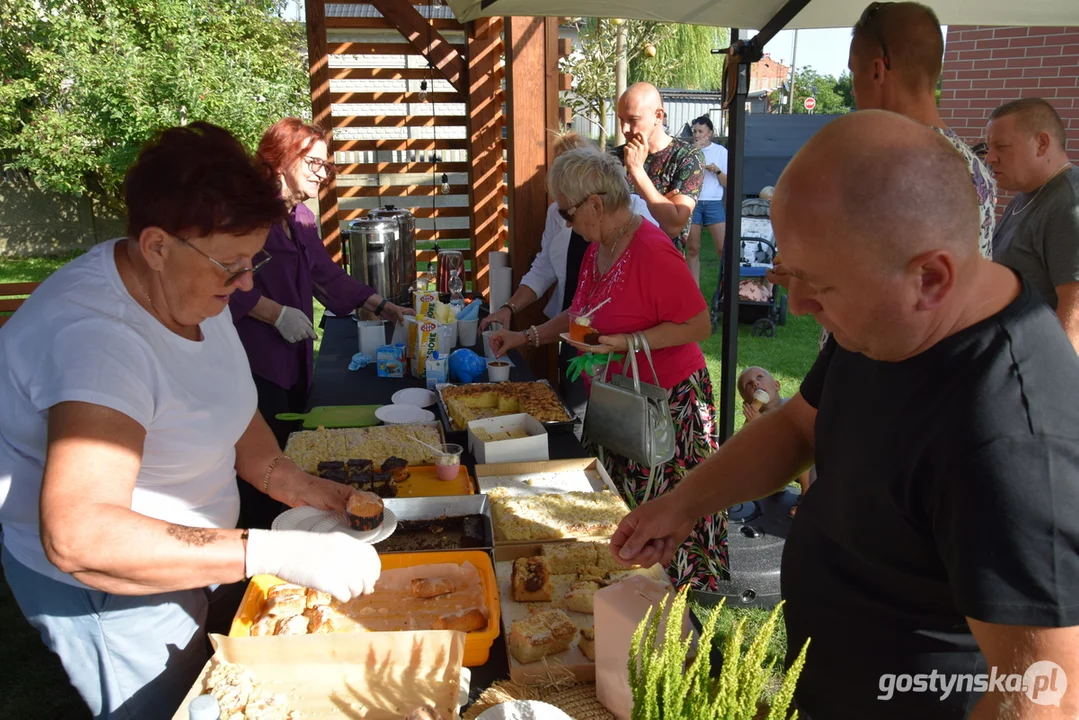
[273,306,317,343]
[245,529,381,602]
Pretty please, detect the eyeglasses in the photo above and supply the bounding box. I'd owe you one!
[558,193,607,223]
[303,156,336,177]
[857,2,892,71]
[173,235,272,287]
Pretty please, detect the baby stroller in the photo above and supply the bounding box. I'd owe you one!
[709,193,788,337]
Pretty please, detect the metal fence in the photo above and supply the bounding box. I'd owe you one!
[569,90,726,143]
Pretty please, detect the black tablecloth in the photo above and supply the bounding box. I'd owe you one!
[309,316,590,702]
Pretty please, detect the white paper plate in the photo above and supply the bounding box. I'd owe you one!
[309,507,398,543]
[476,701,574,720]
[391,388,438,408]
[375,404,427,425]
[559,332,606,352]
[271,506,327,532]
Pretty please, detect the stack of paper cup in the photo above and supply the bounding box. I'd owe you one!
[489,267,513,314]
[391,319,408,346]
[436,323,453,355]
[358,321,384,358]
[458,317,479,347]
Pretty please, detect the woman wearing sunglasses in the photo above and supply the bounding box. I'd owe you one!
[480,131,654,428]
[229,118,412,528]
[487,147,725,591]
[0,123,381,719]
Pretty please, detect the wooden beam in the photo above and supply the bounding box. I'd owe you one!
[328,68,455,81]
[546,17,560,165]
[465,17,506,301]
[416,228,479,241]
[338,184,470,198]
[369,0,466,94]
[541,17,563,382]
[335,161,472,175]
[328,91,464,104]
[332,115,467,128]
[505,16,553,379]
[305,0,343,262]
[325,17,462,31]
[0,282,42,296]
[333,138,470,152]
[340,206,470,220]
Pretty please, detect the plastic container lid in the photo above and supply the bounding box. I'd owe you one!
[189,694,221,720]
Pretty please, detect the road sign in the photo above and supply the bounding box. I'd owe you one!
[804,96,817,111]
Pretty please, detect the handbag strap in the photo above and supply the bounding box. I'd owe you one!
[620,333,643,394]
[633,331,662,386]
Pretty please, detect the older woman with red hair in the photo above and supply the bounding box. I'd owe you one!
[0,122,381,719]
[230,118,412,528]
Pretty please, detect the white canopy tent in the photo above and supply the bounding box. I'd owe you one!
[447,0,1079,29]
[446,0,1079,442]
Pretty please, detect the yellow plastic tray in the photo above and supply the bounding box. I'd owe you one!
[231,550,501,667]
[397,464,475,497]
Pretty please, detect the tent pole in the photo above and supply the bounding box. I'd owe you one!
[717,27,746,444]
[717,0,812,444]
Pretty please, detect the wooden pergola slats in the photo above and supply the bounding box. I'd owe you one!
[327,91,465,104]
[307,2,563,382]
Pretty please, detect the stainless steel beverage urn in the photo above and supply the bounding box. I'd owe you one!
[366,205,416,304]
[347,217,399,301]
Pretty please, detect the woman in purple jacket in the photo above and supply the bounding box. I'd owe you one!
[230,118,411,528]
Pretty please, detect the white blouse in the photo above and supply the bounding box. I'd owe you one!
[520,197,656,319]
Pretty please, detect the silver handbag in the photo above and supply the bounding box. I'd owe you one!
[584,332,677,504]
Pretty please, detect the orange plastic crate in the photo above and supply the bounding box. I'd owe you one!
[230,549,501,667]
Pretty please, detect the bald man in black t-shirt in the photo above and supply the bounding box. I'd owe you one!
[610,110,1079,719]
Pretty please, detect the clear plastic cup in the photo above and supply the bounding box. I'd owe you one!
[435,443,463,481]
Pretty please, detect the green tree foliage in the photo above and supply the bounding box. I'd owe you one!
[768,66,852,115]
[834,71,855,110]
[628,24,730,91]
[561,19,674,143]
[0,0,308,209]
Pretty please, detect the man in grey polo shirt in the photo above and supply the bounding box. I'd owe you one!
[987,98,1079,351]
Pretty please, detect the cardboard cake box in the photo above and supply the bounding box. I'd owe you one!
[466,413,549,464]
[173,630,469,720]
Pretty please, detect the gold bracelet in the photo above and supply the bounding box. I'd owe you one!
[263,454,287,494]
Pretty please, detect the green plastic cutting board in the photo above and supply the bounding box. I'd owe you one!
[275,405,382,429]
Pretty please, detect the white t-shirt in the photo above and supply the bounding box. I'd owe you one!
[698,143,729,202]
[0,239,257,588]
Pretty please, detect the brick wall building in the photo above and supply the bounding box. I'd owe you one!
[750,53,791,93]
[938,26,1079,210]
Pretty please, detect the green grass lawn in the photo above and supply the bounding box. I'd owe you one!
[0,231,819,714]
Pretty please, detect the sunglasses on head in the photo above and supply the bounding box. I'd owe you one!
[173,234,272,287]
[558,192,607,223]
[857,2,893,71]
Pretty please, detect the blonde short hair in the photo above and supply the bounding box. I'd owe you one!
[551,129,590,157]
[546,147,631,211]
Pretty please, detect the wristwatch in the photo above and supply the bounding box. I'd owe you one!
[375,298,388,316]
[501,302,518,317]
